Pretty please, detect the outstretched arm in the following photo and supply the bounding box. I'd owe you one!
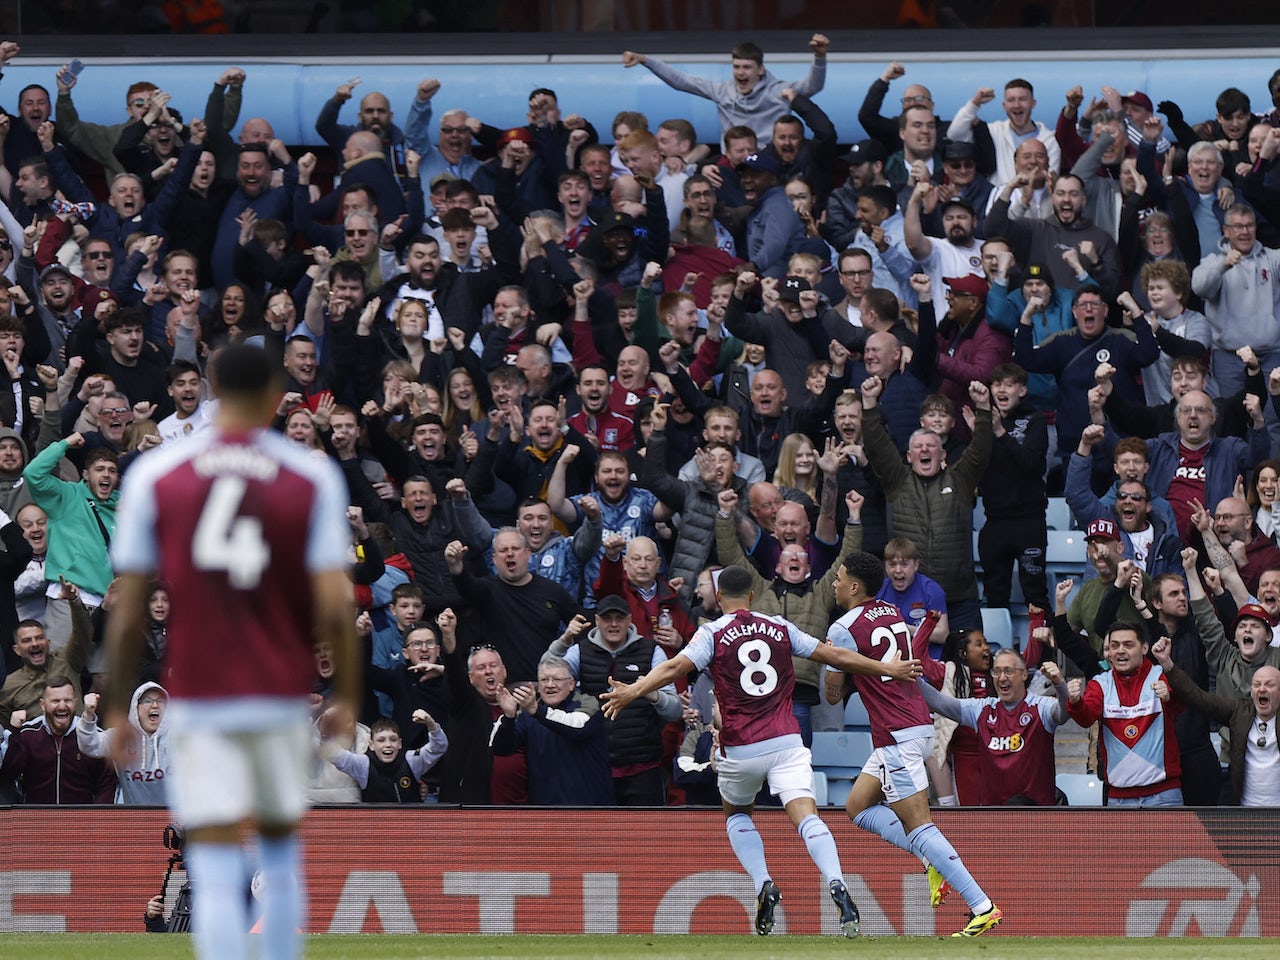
[600,653,696,719]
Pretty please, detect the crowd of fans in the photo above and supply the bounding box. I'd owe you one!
[1,36,1280,809]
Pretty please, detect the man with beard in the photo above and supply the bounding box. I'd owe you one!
[317,77,410,184]
[1203,495,1280,595]
[930,142,994,234]
[576,206,669,293]
[826,140,897,254]
[0,675,115,803]
[24,262,80,366]
[211,140,297,288]
[0,584,91,728]
[1066,524,1148,654]
[847,187,912,301]
[548,447,668,608]
[903,184,984,310]
[375,230,518,341]
[735,153,805,277]
[1068,428,1183,578]
[569,364,634,452]
[157,360,214,443]
[987,173,1122,296]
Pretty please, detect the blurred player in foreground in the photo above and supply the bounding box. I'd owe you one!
[602,564,921,938]
[826,551,1003,937]
[105,344,359,960]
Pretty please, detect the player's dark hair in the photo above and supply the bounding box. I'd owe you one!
[716,564,754,599]
[841,551,885,596]
[212,343,280,398]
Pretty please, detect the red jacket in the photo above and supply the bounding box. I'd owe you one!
[0,717,117,804]
[594,556,696,657]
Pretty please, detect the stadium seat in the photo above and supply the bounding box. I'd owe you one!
[843,695,871,730]
[980,608,1013,651]
[811,770,828,806]
[1056,773,1103,805]
[973,497,986,531]
[826,778,853,808]
[1046,497,1072,531]
[811,731,874,807]
[810,731,865,779]
[1046,530,1087,578]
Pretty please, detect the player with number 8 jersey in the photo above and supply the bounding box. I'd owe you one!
[600,565,923,939]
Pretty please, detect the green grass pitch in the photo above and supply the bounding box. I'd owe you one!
[3,934,1279,959]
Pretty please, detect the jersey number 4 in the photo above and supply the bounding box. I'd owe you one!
[193,476,271,589]
[867,622,911,683]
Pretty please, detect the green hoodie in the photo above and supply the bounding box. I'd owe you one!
[22,439,118,596]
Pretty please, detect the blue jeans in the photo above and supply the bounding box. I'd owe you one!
[1107,786,1183,807]
[793,702,813,748]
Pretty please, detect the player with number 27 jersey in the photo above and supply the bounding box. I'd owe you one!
[111,427,350,700]
[827,602,933,747]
